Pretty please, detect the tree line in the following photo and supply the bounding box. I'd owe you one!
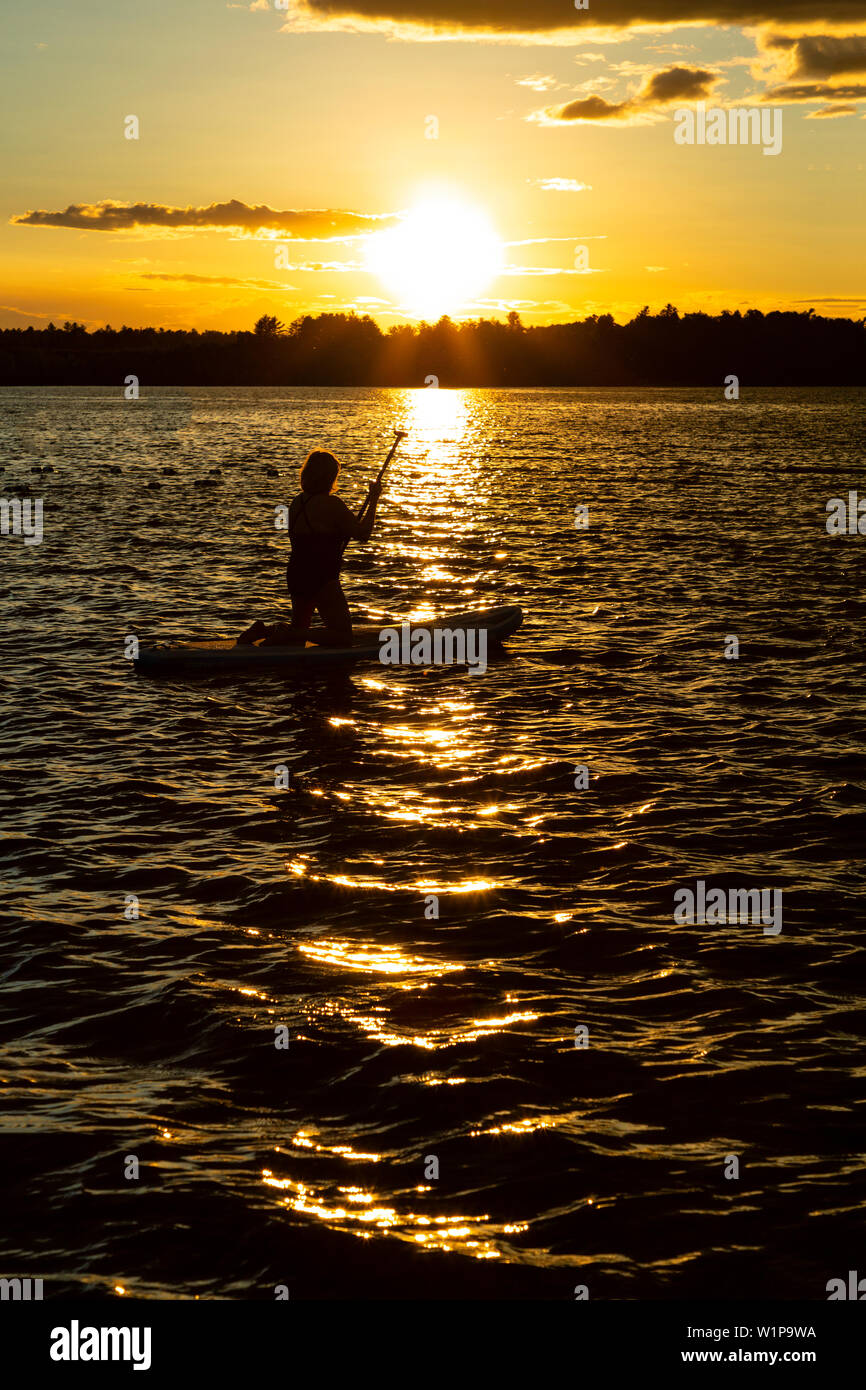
[0,306,862,386]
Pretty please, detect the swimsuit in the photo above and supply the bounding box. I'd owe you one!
[286,494,345,627]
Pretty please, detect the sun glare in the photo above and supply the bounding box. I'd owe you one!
[366,197,504,320]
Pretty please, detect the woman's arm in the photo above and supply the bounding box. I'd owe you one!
[329,486,382,541]
[354,480,382,541]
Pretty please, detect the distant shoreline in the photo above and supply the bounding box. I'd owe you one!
[1,307,864,387]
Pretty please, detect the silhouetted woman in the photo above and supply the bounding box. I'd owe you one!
[237,449,381,647]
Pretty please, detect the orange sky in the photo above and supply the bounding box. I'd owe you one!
[1,1,865,329]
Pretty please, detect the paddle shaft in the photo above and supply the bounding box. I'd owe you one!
[357,432,406,522]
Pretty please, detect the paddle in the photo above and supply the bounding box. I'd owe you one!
[357,429,407,522]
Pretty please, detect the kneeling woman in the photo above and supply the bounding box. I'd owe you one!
[238,449,381,647]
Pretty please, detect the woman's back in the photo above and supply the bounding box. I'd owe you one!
[287,492,350,599]
[289,491,347,536]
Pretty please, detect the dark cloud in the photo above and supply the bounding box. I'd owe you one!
[805,102,859,116]
[638,65,716,102]
[289,0,866,36]
[541,65,717,123]
[763,81,866,100]
[553,94,632,121]
[762,34,866,78]
[11,200,395,238]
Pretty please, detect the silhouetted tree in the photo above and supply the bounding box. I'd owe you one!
[254,314,285,337]
[0,308,862,386]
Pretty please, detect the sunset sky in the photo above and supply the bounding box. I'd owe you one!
[1,0,865,330]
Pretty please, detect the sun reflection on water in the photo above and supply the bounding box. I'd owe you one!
[298,940,462,976]
[259,387,544,1264]
[261,1168,528,1259]
[384,389,490,587]
[289,860,497,894]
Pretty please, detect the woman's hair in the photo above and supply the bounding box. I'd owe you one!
[300,449,340,495]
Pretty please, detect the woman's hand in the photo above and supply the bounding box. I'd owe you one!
[366,479,383,503]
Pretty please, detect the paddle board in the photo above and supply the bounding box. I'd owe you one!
[135,605,522,674]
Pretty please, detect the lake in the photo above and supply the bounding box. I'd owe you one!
[1,385,864,1299]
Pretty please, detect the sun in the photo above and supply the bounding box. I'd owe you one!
[365,196,504,320]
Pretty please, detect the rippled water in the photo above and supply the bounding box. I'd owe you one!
[1,385,864,1300]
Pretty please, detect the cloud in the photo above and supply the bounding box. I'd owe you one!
[502,265,604,275]
[805,101,859,115]
[530,177,592,191]
[279,1,866,41]
[139,273,297,288]
[467,298,574,314]
[536,64,718,123]
[0,304,60,325]
[760,33,866,79]
[516,74,561,91]
[763,80,866,100]
[640,64,716,101]
[646,41,699,53]
[11,199,396,239]
[543,94,634,122]
[505,234,605,245]
[268,259,364,271]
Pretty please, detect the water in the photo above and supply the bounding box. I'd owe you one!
[1,386,864,1300]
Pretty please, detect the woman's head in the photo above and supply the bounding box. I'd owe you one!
[300,449,340,495]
